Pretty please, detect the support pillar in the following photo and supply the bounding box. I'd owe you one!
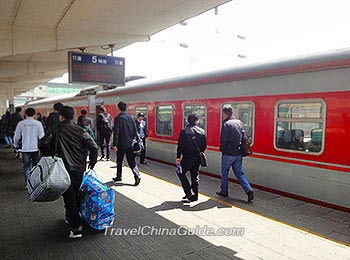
[7,86,15,113]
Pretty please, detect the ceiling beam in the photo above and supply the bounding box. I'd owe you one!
[0,61,66,78]
[0,27,149,57]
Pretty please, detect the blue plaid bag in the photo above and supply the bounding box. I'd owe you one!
[80,170,115,230]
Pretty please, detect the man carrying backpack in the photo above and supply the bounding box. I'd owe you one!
[96,106,113,161]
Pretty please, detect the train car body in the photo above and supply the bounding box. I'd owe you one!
[25,93,91,121]
[27,50,350,211]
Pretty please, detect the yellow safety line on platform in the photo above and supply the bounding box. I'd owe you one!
[140,170,350,248]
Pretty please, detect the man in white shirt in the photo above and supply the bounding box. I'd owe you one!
[14,108,45,184]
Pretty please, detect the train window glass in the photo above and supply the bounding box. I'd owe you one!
[222,102,255,144]
[275,101,325,154]
[183,104,207,131]
[135,107,148,124]
[278,103,322,119]
[156,105,173,136]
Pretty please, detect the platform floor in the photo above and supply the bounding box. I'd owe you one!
[0,145,349,260]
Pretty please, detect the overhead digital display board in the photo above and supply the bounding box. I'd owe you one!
[68,51,125,85]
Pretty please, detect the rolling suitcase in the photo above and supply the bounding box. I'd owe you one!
[27,156,71,202]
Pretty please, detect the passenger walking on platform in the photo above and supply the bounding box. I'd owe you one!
[11,107,24,158]
[40,106,98,239]
[79,110,96,140]
[78,109,93,130]
[11,107,24,133]
[216,106,254,202]
[46,102,64,134]
[135,112,148,164]
[176,114,207,202]
[35,112,43,124]
[112,101,141,186]
[1,110,13,147]
[13,108,45,184]
[96,106,113,161]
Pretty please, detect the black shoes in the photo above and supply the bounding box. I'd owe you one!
[113,176,140,186]
[189,194,198,202]
[112,176,122,182]
[134,176,141,186]
[140,161,147,164]
[182,194,198,202]
[69,226,83,239]
[216,191,228,198]
[247,191,254,203]
[99,156,105,161]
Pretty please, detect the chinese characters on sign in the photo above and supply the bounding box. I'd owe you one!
[68,51,125,85]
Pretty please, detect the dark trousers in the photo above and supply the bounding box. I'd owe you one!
[62,172,83,229]
[140,138,146,163]
[22,151,39,183]
[99,134,111,159]
[116,147,140,178]
[177,156,200,198]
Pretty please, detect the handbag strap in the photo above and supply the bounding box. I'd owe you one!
[54,132,58,156]
[185,127,202,154]
[132,118,141,142]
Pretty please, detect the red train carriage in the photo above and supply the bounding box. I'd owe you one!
[26,93,90,121]
[27,50,350,211]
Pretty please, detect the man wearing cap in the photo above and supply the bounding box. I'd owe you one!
[135,112,148,164]
[176,114,207,202]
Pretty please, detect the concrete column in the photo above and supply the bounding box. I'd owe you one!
[0,96,8,114]
[7,86,15,113]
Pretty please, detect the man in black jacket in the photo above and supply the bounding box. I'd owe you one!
[216,105,254,202]
[96,106,113,160]
[40,106,98,239]
[176,114,207,202]
[46,102,63,134]
[112,102,141,186]
[11,107,24,133]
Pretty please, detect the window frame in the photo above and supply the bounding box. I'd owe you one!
[155,104,174,137]
[182,103,207,131]
[273,98,326,155]
[135,106,148,122]
[221,101,255,146]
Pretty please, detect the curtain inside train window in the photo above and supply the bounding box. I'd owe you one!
[275,101,325,154]
[183,104,207,131]
[156,105,173,136]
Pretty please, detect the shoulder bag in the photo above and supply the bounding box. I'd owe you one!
[132,119,144,154]
[241,129,252,157]
[185,127,207,167]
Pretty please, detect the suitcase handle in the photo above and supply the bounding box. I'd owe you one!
[27,164,43,191]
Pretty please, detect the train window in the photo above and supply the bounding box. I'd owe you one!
[222,102,255,144]
[135,107,148,124]
[156,105,173,136]
[275,100,325,154]
[183,104,207,131]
